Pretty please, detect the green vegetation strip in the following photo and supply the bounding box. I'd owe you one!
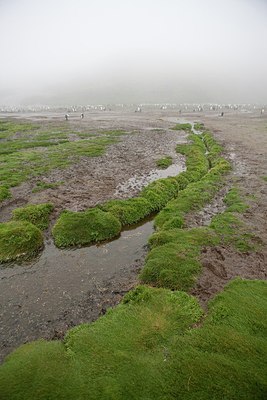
[0,221,43,263]
[140,136,257,291]
[1,280,266,399]
[171,122,192,131]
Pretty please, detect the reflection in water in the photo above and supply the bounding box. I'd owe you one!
[115,163,185,196]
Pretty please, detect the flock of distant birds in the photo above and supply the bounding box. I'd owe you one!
[0,103,265,120]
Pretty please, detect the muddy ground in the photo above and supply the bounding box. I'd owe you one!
[0,108,267,362]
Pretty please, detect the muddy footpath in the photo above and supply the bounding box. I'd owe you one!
[0,109,267,362]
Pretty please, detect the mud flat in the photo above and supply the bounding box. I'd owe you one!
[0,108,267,365]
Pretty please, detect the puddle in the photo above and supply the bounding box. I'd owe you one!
[0,220,154,362]
[115,163,185,196]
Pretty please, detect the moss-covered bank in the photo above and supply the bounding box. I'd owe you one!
[0,280,266,399]
[0,221,43,263]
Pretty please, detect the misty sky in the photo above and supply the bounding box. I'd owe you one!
[0,0,267,105]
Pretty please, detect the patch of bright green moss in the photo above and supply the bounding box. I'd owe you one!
[12,203,54,230]
[0,221,43,263]
[141,227,219,290]
[100,197,152,226]
[52,208,122,247]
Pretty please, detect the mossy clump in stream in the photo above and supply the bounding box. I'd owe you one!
[156,156,173,169]
[52,208,122,247]
[12,203,54,230]
[100,197,152,226]
[1,280,266,399]
[140,178,179,211]
[0,221,43,263]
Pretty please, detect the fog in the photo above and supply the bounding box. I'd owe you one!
[1,0,267,105]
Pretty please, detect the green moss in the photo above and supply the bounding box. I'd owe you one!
[1,280,266,399]
[224,187,248,213]
[140,178,179,211]
[210,212,255,252]
[141,228,219,290]
[0,185,11,202]
[0,221,43,262]
[155,170,223,230]
[52,208,122,247]
[176,134,210,182]
[156,156,173,169]
[12,203,54,230]
[172,123,192,131]
[100,197,152,226]
[193,122,205,131]
[261,176,267,182]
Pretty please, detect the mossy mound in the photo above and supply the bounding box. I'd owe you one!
[140,177,179,211]
[141,227,219,290]
[12,203,54,230]
[100,197,152,226]
[0,221,43,263]
[52,208,122,247]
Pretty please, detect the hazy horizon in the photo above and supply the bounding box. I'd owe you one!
[1,0,267,105]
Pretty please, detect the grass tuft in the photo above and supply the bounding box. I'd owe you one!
[52,208,122,247]
[12,203,54,230]
[156,156,173,169]
[0,185,12,202]
[0,221,43,263]
[172,123,192,131]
